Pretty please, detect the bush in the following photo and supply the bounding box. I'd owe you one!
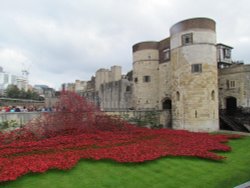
[0,120,19,131]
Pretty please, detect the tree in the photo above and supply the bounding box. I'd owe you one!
[19,89,27,99]
[32,92,39,100]
[126,70,133,81]
[5,85,20,98]
[26,89,32,99]
[4,85,44,101]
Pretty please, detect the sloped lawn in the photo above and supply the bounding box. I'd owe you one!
[1,135,249,188]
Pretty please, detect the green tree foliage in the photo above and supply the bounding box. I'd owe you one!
[5,84,44,101]
[126,70,133,81]
[5,85,20,98]
[19,89,27,99]
[30,91,44,101]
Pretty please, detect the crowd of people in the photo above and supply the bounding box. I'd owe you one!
[0,106,55,113]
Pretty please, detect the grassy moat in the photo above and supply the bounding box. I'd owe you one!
[1,135,249,188]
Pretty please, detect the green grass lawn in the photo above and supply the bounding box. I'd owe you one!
[0,136,249,188]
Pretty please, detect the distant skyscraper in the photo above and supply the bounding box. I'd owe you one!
[0,67,29,95]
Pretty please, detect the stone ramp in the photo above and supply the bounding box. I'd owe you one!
[234,181,250,188]
[220,114,249,132]
[218,130,250,136]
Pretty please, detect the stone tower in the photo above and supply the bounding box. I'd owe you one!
[95,66,122,91]
[132,42,159,109]
[170,18,219,131]
[131,17,219,131]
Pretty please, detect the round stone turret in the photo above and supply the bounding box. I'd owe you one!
[170,17,219,132]
[132,41,159,109]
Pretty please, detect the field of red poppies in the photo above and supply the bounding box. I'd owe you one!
[0,92,241,182]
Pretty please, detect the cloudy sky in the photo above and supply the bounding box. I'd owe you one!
[0,0,249,90]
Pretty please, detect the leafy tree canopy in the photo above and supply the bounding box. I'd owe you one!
[5,85,44,101]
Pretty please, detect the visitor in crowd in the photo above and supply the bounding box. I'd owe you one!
[4,106,11,112]
[41,107,47,112]
[14,107,21,112]
[22,106,28,112]
[10,106,15,112]
[0,105,56,113]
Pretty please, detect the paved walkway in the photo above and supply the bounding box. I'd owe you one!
[234,181,250,188]
[218,130,250,136]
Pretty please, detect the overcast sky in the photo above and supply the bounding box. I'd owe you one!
[0,0,249,90]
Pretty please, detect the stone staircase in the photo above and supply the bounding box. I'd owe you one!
[220,113,250,133]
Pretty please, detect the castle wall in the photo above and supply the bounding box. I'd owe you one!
[99,79,132,110]
[0,112,41,127]
[105,110,171,128]
[219,64,250,108]
[95,66,122,91]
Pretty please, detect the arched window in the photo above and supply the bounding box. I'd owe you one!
[176,91,180,101]
[162,99,172,110]
[126,86,131,92]
[195,110,198,118]
[211,90,215,101]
